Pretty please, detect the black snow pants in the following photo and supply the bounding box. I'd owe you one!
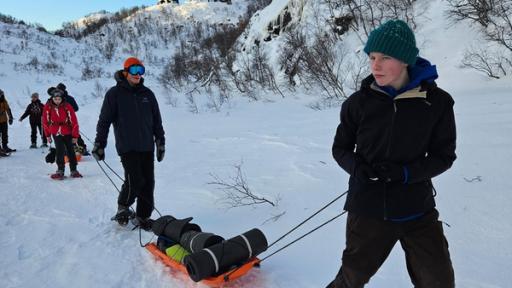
[0,122,8,148]
[118,151,155,219]
[30,121,46,145]
[327,209,455,288]
[54,135,77,172]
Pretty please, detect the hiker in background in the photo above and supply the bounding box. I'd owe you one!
[0,89,15,153]
[42,88,82,180]
[19,92,47,148]
[56,82,90,155]
[328,20,456,287]
[92,57,165,230]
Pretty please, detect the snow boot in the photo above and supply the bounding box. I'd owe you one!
[3,146,15,153]
[111,206,135,226]
[0,149,9,157]
[30,143,37,149]
[41,143,48,148]
[51,170,65,180]
[132,216,153,232]
[70,170,83,178]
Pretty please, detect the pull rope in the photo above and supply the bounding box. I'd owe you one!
[260,210,347,262]
[80,131,162,218]
[267,190,347,250]
[223,191,348,280]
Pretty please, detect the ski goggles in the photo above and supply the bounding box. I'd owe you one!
[126,65,145,76]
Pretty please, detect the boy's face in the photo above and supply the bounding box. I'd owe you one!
[369,52,408,89]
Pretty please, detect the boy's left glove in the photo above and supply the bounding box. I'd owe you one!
[156,139,165,162]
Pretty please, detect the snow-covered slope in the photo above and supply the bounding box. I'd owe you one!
[1,0,512,287]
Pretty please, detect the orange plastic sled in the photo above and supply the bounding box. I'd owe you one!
[64,153,82,163]
[146,243,261,287]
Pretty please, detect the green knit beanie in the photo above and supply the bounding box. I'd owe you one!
[364,19,419,66]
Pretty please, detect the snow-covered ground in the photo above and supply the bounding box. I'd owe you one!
[1,0,512,287]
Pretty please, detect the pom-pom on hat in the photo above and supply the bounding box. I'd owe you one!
[364,19,419,66]
[57,83,67,91]
[124,57,144,69]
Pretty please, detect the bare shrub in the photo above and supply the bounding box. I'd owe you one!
[326,0,417,38]
[461,46,509,78]
[447,0,512,76]
[91,80,106,98]
[208,162,277,209]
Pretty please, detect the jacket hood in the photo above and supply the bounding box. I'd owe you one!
[114,70,145,89]
[362,57,438,98]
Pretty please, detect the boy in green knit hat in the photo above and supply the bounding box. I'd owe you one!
[328,19,456,287]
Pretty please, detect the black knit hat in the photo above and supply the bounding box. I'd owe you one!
[364,19,419,66]
[57,83,67,91]
[47,87,65,98]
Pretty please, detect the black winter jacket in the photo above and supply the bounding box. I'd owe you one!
[20,100,44,124]
[64,93,79,112]
[95,71,165,155]
[332,75,456,219]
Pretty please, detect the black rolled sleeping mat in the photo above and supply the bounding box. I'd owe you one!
[151,215,202,243]
[183,228,268,282]
[180,231,224,253]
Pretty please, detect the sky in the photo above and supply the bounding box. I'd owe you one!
[0,0,179,31]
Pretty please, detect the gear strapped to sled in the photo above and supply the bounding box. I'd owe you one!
[144,215,267,286]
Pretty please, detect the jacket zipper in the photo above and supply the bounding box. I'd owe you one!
[133,91,144,150]
[383,101,398,220]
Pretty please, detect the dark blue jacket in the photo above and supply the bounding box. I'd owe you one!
[95,71,165,155]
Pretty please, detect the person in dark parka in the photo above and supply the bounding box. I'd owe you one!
[0,89,15,153]
[19,92,47,148]
[327,20,456,288]
[92,57,165,229]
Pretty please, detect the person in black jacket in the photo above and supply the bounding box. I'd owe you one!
[19,93,47,148]
[92,57,165,230]
[0,89,15,153]
[327,20,456,288]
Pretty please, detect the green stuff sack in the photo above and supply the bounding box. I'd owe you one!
[165,244,190,263]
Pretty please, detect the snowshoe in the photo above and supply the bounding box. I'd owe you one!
[70,170,83,178]
[0,149,9,157]
[111,207,135,226]
[30,143,38,149]
[50,170,65,180]
[41,143,48,148]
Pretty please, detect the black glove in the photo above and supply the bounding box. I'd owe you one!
[156,139,165,162]
[91,143,105,161]
[8,118,13,125]
[373,162,406,183]
[354,158,380,183]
